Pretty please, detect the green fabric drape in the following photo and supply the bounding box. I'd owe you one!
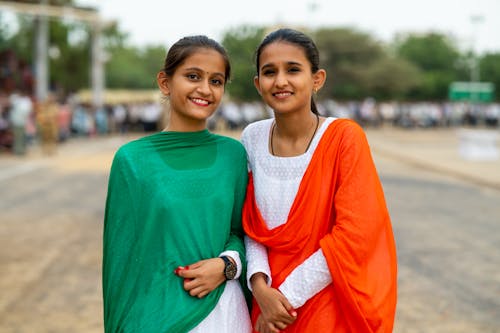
[103,130,248,333]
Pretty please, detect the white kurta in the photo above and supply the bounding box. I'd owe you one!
[190,251,252,333]
[241,117,336,309]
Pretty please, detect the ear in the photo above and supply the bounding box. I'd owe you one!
[313,69,327,92]
[157,71,170,96]
[253,76,262,96]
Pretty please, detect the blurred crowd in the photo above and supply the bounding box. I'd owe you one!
[1,91,499,157]
[0,91,165,156]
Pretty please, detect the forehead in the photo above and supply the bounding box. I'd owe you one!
[259,41,308,66]
[180,48,226,74]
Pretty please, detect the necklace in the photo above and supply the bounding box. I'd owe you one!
[270,113,320,156]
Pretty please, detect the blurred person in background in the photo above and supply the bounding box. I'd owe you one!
[36,93,59,155]
[242,28,397,333]
[57,98,72,142]
[9,90,33,155]
[102,35,251,333]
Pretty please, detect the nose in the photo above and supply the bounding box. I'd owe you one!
[196,79,211,96]
[275,71,288,88]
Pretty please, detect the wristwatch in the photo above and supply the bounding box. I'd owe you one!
[220,256,237,280]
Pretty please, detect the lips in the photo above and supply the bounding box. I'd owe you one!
[190,97,210,106]
[272,91,293,99]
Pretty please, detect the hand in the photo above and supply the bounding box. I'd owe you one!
[174,258,225,298]
[251,273,297,330]
[255,314,282,333]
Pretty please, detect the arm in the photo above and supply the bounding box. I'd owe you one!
[278,249,332,308]
[102,150,138,332]
[246,238,296,330]
[245,235,272,290]
[177,147,248,298]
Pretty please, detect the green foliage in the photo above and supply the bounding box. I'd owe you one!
[480,53,500,100]
[221,25,265,102]
[106,44,165,89]
[364,57,422,100]
[395,33,464,100]
[315,27,418,101]
[2,4,499,102]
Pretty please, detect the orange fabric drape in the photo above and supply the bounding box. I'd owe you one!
[243,119,397,332]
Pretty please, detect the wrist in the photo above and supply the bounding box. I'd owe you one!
[251,272,269,289]
[220,256,237,280]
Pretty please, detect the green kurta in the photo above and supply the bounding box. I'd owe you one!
[103,130,248,332]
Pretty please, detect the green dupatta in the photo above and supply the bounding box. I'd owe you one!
[103,130,248,332]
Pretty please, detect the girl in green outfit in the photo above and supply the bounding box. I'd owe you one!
[102,35,251,333]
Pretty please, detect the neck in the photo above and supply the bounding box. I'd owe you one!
[271,111,320,156]
[166,113,207,132]
[273,111,318,139]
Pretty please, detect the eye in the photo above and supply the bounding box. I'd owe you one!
[262,69,276,76]
[288,66,301,73]
[211,78,224,86]
[186,73,200,81]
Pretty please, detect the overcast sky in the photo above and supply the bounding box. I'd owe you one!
[78,0,499,54]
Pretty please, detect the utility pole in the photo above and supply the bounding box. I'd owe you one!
[470,15,484,83]
[0,1,108,106]
[469,15,484,103]
[91,22,105,108]
[34,0,49,102]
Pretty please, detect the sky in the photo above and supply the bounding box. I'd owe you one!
[77,0,500,54]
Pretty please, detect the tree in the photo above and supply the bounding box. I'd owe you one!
[364,57,422,100]
[221,25,265,102]
[106,44,166,89]
[480,53,500,101]
[315,27,386,100]
[395,32,464,100]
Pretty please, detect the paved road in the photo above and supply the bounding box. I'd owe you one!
[0,131,499,332]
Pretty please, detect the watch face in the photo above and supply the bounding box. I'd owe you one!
[225,263,237,280]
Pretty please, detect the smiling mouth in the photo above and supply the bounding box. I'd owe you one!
[273,92,293,98]
[190,97,210,106]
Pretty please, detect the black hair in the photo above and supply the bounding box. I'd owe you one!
[163,35,231,84]
[255,28,320,115]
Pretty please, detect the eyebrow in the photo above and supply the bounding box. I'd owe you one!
[260,61,303,70]
[184,67,225,77]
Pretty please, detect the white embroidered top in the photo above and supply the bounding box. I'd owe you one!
[241,117,336,309]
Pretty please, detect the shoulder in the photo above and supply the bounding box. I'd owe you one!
[213,133,247,159]
[241,118,273,148]
[327,118,366,141]
[111,134,154,168]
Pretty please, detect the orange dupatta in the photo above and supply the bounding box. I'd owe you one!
[243,119,397,332]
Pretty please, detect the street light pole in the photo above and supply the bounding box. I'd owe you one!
[470,15,484,84]
[35,0,49,102]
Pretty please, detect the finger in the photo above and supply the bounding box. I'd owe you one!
[280,298,297,317]
[178,269,197,279]
[273,320,288,330]
[267,322,280,333]
[173,266,187,275]
[187,261,203,269]
[277,310,296,324]
[183,276,201,290]
[188,286,206,297]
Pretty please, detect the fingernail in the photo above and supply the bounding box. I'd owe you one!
[185,265,190,270]
[174,266,185,275]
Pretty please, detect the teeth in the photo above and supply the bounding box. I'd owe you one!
[274,92,291,97]
[192,98,209,105]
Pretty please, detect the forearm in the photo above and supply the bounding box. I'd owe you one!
[245,235,272,291]
[278,249,332,308]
